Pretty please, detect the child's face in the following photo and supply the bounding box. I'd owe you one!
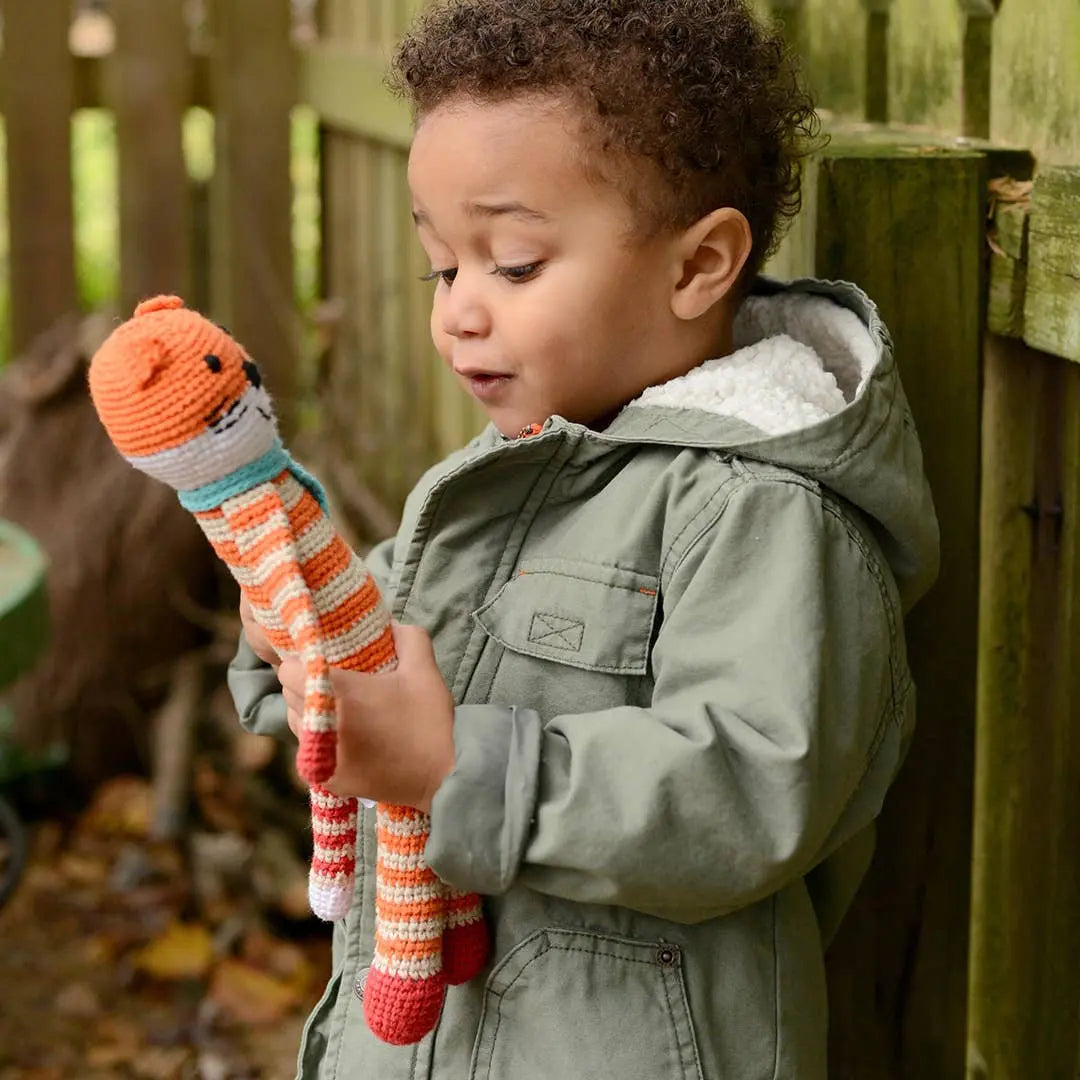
[408,95,686,436]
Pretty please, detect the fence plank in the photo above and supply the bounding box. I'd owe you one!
[1024,167,1080,364]
[0,0,77,355]
[110,0,191,313]
[960,2,995,140]
[296,43,412,147]
[208,0,297,433]
[967,336,1080,1078]
[808,141,985,1080]
[861,0,892,123]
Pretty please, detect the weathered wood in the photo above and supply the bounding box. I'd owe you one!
[296,43,412,147]
[987,202,1028,338]
[1024,167,1080,364]
[208,0,298,434]
[109,0,192,313]
[807,142,985,1080]
[0,0,77,356]
[768,0,808,61]
[862,0,892,123]
[62,53,212,111]
[960,1,995,140]
[967,336,1080,1078]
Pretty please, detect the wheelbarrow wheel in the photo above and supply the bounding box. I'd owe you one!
[0,793,27,909]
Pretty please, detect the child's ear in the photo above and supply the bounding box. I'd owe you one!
[669,208,753,321]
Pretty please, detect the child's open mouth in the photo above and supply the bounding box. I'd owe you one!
[461,371,512,402]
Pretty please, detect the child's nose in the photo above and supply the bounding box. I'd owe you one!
[439,275,491,339]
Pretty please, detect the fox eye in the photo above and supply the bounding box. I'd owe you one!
[204,354,222,373]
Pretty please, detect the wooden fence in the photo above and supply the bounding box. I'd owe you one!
[0,1,1077,1076]
[0,0,298,428]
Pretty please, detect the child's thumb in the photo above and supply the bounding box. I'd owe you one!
[389,620,435,664]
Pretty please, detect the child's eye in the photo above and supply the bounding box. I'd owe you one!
[493,262,543,283]
[420,267,458,286]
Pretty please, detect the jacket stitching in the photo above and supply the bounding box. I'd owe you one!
[660,474,745,587]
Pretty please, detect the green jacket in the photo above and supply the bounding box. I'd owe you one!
[228,279,939,1080]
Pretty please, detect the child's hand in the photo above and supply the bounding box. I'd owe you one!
[239,595,281,668]
[276,623,456,813]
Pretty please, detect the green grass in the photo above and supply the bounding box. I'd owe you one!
[0,106,321,367]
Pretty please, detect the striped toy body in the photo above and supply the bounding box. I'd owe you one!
[87,296,489,1047]
[194,469,396,917]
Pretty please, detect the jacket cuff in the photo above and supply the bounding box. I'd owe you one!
[425,705,543,895]
[226,633,292,741]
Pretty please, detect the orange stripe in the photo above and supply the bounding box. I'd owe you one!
[373,934,442,960]
[225,490,281,533]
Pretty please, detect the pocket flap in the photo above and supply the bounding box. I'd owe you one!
[473,557,658,675]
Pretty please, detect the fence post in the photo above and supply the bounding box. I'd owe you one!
[0,0,78,356]
[861,0,893,124]
[767,0,807,64]
[109,0,192,314]
[959,0,997,140]
[968,335,1080,1079]
[806,140,986,1079]
[208,0,297,435]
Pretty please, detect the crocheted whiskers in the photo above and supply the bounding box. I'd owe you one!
[87,295,489,1045]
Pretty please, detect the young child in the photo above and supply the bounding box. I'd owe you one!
[229,0,939,1076]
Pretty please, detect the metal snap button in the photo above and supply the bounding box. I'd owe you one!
[656,943,680,967]
[354,966,370,1000]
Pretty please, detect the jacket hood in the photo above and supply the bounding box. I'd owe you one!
[600,277,940,609]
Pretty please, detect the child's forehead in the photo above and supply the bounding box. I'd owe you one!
[409,93,645,220]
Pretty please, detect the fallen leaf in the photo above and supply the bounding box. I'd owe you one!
[209,958,301,1025]
[83,777,153,838]
[134,922,215,980]
[241,931,314,998]
[54,980,103,1019]
[58,851,110,887]
[131,1046,191,1080]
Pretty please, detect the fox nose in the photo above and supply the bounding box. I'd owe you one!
[243,360,262,389]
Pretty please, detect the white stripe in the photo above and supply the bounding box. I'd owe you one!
[376,882,442,906]
[374,917,445,940]
[447,908,483,929]
[370,954,443,979]
[376,813,432,838]
[378,849,428,873]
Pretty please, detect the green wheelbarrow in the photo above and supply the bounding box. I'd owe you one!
[0,518,50,908]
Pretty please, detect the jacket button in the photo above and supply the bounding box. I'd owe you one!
[656,944,680,967]
[354,967,370,1001]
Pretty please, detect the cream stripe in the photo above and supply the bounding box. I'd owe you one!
[373,916,444,939]
[376,882,442,906]
[370,954,442,979]
[376,814,432,838]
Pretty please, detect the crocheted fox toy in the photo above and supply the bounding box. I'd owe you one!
[88,295,488,1045]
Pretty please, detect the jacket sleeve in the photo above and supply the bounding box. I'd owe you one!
[424,477,911,923]
[227,534,398,741]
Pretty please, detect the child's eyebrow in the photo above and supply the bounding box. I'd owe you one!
[410,201,550,226]
[464,200,551,223]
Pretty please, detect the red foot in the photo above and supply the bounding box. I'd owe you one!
[442,917,490,986]
[363,969,447,1046]
[297,729,337,785]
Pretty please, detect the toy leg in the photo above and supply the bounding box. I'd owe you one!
[363,804,447,1045]
[308,785,357,922]
[441,884,490,985]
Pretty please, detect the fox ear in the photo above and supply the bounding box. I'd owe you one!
[131,336,167,389]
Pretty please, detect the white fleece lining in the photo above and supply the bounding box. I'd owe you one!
[628,293,878,437]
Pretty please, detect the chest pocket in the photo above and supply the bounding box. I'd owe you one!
[472,557,659,675]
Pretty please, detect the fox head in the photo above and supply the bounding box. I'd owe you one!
[88,295,279,491]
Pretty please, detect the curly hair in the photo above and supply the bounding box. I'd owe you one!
[388,0,820,274]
